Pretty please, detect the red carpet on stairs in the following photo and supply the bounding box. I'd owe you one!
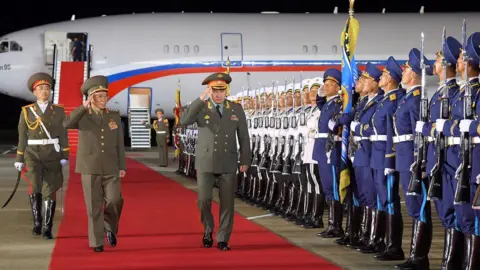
[49,158,340,270]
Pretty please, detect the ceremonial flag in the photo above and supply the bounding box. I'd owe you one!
[339,0,360,203]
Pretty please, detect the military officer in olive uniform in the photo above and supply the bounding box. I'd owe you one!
[63,75,126,252]
[180,72,251,251]
[144,108,170,167]
[14,72,70,240]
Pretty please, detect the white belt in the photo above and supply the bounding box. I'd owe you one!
[28,138,59,145]
[447,137,460,146]
[473,137,480,144]
[393,134,414,143]
[156,131,167,134]
[314,133,341,141]
[426,136,435,142]
[354,136,369,142]
[370,135,387,141]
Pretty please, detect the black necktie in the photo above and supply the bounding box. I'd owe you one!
[216,105,222,118]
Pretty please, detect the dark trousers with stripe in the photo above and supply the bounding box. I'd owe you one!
[373,169,401,214]
[432,171,457,229]
[355,167,376,209]
[318,161,339,202]
[399,171,429,222]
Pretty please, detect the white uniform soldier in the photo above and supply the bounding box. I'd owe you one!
[263,87,279,210]
[257,87,273,207]
[301,77,325,228]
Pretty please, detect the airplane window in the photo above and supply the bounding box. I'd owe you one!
[184,45,189,53]
[312,45,318,53]
[10,41,22,51]
[174,45,179,53]
[0,41,8,53]
[194,45,199,53]
[164,45,169,53]
[302,45,308,53]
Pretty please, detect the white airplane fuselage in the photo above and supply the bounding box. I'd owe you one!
[1,13,480,118]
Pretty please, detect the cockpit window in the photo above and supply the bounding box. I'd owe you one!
[10,41,22,51]
[0,41,8,53]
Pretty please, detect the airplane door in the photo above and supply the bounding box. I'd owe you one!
[44,31,68,64]
[221,33,243,68]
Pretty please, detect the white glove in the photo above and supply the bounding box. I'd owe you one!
[415,121,425,133]
[350,121,359,131]
[60,159,68,166]
[318,85,326,97]
[436,119,446,133]
[328,120,336,131]
[476,174,480,185]
[350,156,355,163]
[14,162,24,171]
[459,119,474,133]
[384,168,395,175]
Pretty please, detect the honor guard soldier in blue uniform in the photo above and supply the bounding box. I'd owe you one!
[359,57,405,258]
[415,36,462,269]
[348,63,386,249]
[448,32,480,270]
[327,68,367,246]
[394,49,434,269]
[313,68,344,238]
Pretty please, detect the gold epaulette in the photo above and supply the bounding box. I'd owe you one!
[52,104,64,107]
[22,103,35,109]
[413,89,420,97]
[163,119,168,123]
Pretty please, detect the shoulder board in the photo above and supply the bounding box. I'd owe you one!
[334,98,342,103]
[413,89,420,97]
[389,94,396,101]
[472,82,480,88]
[52,104,64,107]
[22,103,35,109]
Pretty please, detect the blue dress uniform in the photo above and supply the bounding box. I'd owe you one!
[350,63,386,251]
[360,57,405,259]
[417,36,462,269]
[451,32,480,270]
[394,48,434,270]
[329,68,368,247]
[313,69,345,238]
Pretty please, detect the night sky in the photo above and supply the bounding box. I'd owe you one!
[0,0,479,142]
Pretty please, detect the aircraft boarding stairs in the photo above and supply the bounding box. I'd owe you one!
[128,88,152,149]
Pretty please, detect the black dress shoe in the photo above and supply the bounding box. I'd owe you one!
[202,232,213,248]
[93,246,104,252]
[106,231,117,247]
[216,242,231,251]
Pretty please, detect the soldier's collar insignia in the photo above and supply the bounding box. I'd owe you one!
[108,118,118,130]
[413,89,420,96]
[225,101,230,109]
[389,93,396,101]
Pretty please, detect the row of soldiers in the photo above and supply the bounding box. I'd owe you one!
[175,31,480,269]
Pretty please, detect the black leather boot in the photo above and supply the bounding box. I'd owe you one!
[374,213,404,260]
[260,170,271,206]
[293,187,306,225]
[395,219,432,270]
[465,234,479,270]
[29,193,42,236]
[335,202,351,245]
[317,200,334,237]
[272,177,286,215]
[441,228,464,270]
[359,209,386,254]
[308,192,325,229]
[264,179,277,210]
[300,191,314,226]
[462,233,472,270]
[346,205,363,248]
[350,206,370,249]
[320,200,344,238]
[285,183,299,221]
[42,200,56,239]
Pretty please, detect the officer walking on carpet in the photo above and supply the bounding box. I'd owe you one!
[14,72,70,240]
[180,71,251,251]
[64,75,126,253]
[143,108,170,167]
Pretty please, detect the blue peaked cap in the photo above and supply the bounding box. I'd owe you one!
[323,68,342,85]
[405,48,434,76]
[383,56,403,83]
[465,32,480,67]
[438,36,462,67]
[362,62,382,82]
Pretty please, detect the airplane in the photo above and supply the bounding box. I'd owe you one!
[1,12,480,119]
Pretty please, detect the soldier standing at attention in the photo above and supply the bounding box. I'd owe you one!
[180,72,251,251]
[63,75,126,253]
[14,72,69,240]
[143,108,169,167]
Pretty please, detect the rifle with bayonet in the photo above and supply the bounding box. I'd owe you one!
[293,76,306,174]
[428,27,449,200]
[260,83,272,169]
[454,19,472,205]
[269,82,280,172]
[252,87,262,167]
[407,32,428,196]
[273,79,288,173]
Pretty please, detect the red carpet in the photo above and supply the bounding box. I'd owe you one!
[49,158,340,270]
